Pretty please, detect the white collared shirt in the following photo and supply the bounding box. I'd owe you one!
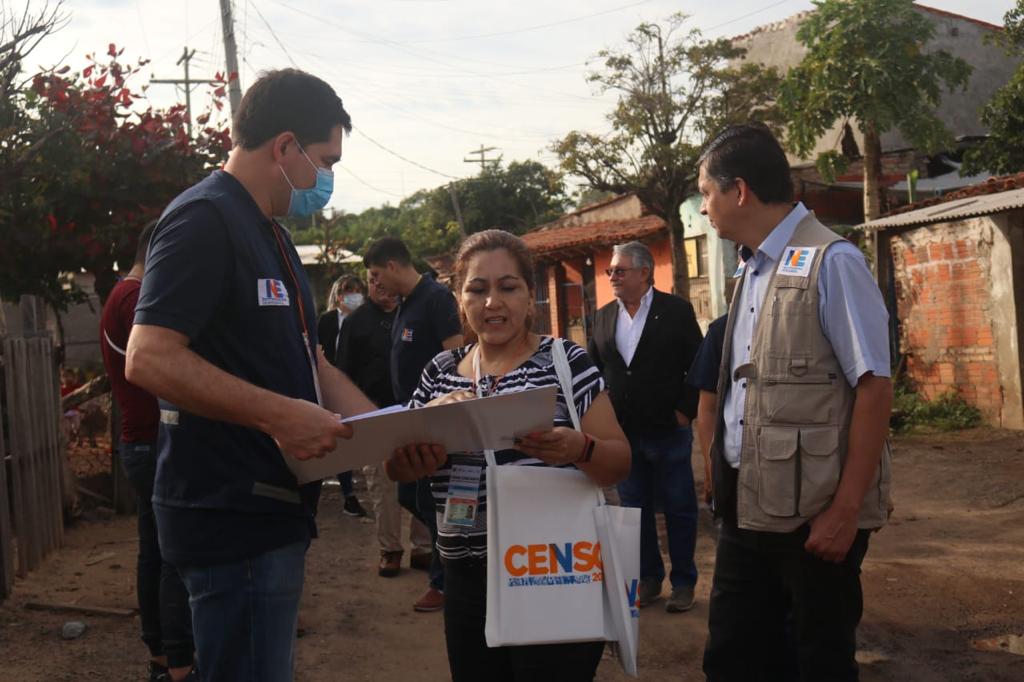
[615,286,654,366]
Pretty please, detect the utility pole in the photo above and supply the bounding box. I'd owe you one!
[448,182,467,238]
[219,0,243,114]
[151,47,217,137]
[463,145,500,172]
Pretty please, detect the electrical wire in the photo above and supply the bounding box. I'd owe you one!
[251,0,299,68]
[339,166,407,199]
[354,129,464,180]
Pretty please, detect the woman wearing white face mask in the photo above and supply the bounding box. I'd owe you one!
[318,275,366,366]
[318,274,369,517]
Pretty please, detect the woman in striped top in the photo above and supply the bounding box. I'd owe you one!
[385,229,630,682]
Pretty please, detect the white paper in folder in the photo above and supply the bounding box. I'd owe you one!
[286,385,558,484]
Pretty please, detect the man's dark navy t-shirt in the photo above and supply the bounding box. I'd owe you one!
[391,275,461,404]
[135,170,322,567]
[687,314,728,393]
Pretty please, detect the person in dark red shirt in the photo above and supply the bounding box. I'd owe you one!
[100,220,196,681]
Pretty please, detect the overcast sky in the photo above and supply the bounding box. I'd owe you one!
[20,0,1012,214]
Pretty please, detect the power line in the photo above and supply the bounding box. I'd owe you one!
[372,0,656,44]
[704,0,797,33]
[251,0,298,68]
[270,0,600,103]
[355,129,463,181]
[339,166,406,199]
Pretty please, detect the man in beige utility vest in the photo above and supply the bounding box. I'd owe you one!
[698,124,893,682]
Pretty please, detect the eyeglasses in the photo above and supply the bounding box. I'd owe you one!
[605,267,635,278]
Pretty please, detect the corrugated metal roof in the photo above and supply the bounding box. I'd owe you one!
[862,188,1024,231]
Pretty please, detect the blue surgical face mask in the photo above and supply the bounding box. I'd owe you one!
[342,293,364,310]
[279,143,334,217]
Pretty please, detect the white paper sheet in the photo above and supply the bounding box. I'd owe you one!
[286,385,558,484]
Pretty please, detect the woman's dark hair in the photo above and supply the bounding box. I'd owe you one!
[454,229,537,338]
[363,237,412,268]
[232,69,352,150]
[698,123,794,204]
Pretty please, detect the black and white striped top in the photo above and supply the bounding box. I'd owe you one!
[410,336,605,562]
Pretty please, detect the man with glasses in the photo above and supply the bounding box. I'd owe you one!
[588,241,704,612]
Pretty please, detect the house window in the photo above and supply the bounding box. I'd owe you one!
[684,236,708,278]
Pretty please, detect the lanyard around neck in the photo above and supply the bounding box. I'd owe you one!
[270,221,322,406]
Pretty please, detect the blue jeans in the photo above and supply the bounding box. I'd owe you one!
[617,427,698,588]
[177,540,308,681]
[119,441,194,667]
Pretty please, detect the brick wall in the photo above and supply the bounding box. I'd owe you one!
[890,219,1003,420]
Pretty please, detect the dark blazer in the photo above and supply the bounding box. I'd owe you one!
[588,289,703,437]
[317,310,344,367]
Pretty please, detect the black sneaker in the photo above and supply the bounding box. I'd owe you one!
[149,662,168,682]
[152,663,199,681]
[343,495,368,517]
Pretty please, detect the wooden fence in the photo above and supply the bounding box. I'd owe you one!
[0,333,65,600]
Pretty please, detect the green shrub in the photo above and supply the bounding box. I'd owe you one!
[891,383,982,433]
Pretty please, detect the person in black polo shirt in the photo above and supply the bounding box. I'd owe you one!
[126,69,396,682]
[687,314,728,507]
[336,278,432,576]
[364,237,463,613]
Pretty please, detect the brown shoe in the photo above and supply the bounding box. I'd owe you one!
[413,587,444,612]
[378,551,402,578]
[409,551,432,572]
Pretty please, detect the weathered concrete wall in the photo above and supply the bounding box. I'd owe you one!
[734,7,1020,163]
[889,213,1024,427]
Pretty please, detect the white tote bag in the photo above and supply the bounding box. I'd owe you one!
[594,503,641,676]
[484,338,608,646]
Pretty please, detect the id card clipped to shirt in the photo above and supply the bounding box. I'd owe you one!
[444,464,482,527]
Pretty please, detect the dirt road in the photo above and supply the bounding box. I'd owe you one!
[1,428,1022,681]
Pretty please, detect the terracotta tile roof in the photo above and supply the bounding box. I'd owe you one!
[521,215,667,256]
[884,172,1024,217]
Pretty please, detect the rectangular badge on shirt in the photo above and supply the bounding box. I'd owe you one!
[444,465,482,527]
[776,247,816,278]
[400,327,414,343]
[257,279,290,307]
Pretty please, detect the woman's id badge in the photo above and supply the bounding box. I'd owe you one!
[444,465,482,527]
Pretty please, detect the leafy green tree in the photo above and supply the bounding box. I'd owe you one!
[780,0,972,221]
[961,1,1024,175]
[553,13,782,297]
[315,159,570,265]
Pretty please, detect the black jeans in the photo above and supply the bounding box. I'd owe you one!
[442,558,605,682]
[399,478,444,591]
[703,520,871,682]
[120,441,194,668]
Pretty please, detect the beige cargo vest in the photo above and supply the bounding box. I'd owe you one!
[715,212,892,533]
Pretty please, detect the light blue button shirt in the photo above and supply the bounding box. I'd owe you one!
[722,203,891,468]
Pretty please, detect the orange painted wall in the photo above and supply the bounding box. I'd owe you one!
[594,249,614,307]
[651,238,674,292]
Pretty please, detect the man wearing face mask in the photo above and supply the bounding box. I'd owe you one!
[126,69,386,681]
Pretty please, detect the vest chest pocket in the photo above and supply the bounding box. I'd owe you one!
[756,426,840,518]
[761,375,835,424]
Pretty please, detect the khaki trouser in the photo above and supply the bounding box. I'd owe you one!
[364,463,431,554]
